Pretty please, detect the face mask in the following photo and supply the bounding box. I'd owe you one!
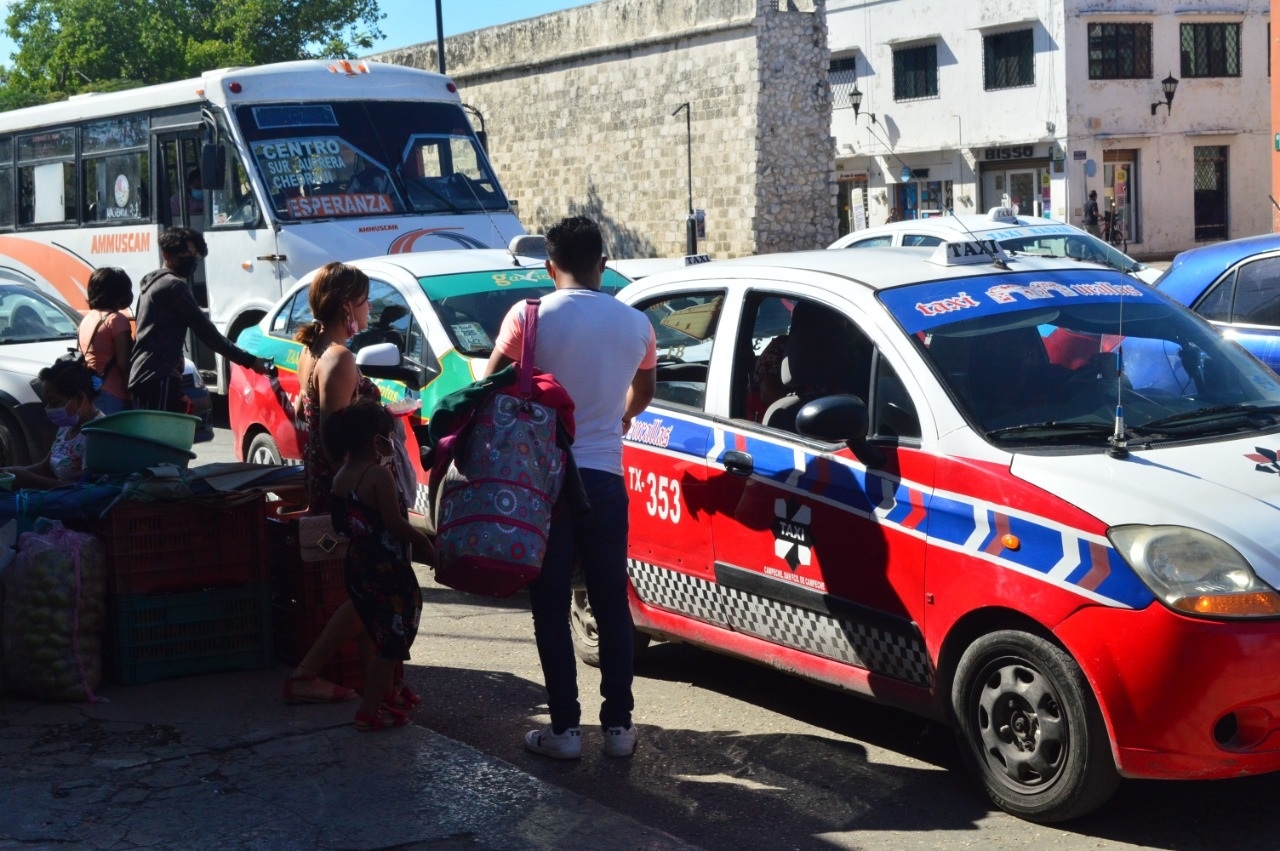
[46,401,77,428]
[172,255,199,278]
[375,435,395,467]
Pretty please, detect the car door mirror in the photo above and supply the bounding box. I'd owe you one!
[796,394,885,468]
[354,341,439,387]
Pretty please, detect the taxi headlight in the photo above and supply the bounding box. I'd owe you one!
[1109,525,1280,618]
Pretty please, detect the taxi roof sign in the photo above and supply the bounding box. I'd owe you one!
[987,206,1019,223]
[928,238,1012,267]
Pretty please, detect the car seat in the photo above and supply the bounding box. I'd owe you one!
[963,326,1051,423]
[6,303,46,337]
[762,301,863,432]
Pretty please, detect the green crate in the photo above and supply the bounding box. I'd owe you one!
[107,583,272,685]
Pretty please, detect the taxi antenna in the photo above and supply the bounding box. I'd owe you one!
[946,208,1008,270]
[1108,295,1129,459]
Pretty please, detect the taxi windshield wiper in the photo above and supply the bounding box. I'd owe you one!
[985,421,1117,442]
[1137,403,1280,432]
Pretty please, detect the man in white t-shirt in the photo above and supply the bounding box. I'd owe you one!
[485,215,656,760]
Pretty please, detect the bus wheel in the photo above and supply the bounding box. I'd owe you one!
[951,630,1118,823]
[247,432,282,466]
[570,588,650,667]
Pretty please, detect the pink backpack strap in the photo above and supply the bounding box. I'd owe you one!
[519,299,539,398]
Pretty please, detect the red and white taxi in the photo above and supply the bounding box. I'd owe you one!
[593,241,1280,822]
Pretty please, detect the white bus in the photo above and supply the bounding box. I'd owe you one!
[0,59,524,391]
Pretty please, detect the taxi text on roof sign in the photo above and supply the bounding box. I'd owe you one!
[928,239,1010,266]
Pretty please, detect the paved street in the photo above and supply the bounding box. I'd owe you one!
[178,398,1280,851]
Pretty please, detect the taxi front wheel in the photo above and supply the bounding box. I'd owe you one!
[951,630,1119,823]
[247,432,282,466]
[570,589,651,667]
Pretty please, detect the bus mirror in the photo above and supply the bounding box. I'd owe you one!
[200,143,226,189]
[475,130,488,153]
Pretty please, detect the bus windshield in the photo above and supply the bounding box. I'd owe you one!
[234,101,508,221]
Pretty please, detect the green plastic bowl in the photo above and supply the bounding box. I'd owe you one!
[89,410,201,452]
[0,471,14,491]
[82,429,197,475]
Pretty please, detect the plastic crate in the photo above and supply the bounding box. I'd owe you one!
[107,583,273,685]
[272,600,364,692]
[266,516,350,611]
[94,494,267,595]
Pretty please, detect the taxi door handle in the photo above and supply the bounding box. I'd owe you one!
[256,254,287,262]
[722,450,754,477]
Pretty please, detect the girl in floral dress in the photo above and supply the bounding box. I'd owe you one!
[325,398,433,731]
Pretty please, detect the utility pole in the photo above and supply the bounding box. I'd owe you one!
[671,102,696,256]
[435,0,446,74]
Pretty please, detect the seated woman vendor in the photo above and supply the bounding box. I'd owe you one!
[1,358,103,488]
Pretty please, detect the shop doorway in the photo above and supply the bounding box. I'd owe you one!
[1007,170,1037,215]
[1193,145,1229,242]
[1104,150,1139,244]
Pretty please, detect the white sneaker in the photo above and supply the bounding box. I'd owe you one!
[603,724,638,758]
[524,726,582,760]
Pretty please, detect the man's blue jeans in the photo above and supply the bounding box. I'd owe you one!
[529,468,634,732]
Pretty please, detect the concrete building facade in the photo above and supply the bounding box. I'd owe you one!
[830,0,1272,257]
[374,0,837,259]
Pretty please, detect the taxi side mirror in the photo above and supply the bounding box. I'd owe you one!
[354,341,439,387]
[796,394,886,468]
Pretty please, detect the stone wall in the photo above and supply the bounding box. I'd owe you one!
[373,0,835,258]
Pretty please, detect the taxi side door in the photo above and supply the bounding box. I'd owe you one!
[703,287,936,695]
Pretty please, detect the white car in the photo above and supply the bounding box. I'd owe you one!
[0,282,214,463]
[829,208,1160,285]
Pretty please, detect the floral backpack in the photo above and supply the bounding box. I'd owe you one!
[427,300,577,597]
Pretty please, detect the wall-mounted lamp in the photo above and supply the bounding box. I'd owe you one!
[850,85,877,124]
[1150,73,1178,116]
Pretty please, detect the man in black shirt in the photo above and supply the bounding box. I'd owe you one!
[1083,190,1100,237]
[129,228,271,412]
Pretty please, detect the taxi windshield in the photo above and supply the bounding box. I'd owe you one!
[420,268,629,357]
[0,285,79,344]
[998,231,1140,274]
[880,270,1280,447]
[234,101,508,220]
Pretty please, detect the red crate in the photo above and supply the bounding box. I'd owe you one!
[267,516,350,610]
[93,494,267,595]
[272,600,364,691]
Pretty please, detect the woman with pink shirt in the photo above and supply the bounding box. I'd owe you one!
[78,267,134,414]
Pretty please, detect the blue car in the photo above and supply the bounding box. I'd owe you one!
[1155,233,1280,373]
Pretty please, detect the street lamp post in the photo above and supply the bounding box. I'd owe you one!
[672,102,697,256]
[435,0,446,74]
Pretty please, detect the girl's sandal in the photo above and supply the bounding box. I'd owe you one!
[354,706,410,732]
[283,673,358,705]
[383,683,422,710]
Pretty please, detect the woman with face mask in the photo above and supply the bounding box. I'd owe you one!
[0,358,103,488]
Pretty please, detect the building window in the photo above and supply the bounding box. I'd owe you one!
[1088,23,1152,79]
[829,55,860,110]
[1181,23,1241,78]
[894,44,938,101]
[984,29,1034,90]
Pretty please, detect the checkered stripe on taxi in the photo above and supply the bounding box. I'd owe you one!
[629,559,933,687]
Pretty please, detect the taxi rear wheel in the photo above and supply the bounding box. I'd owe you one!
[951,630,1118,823]
[247,432,282,466]
[570,588,651,667]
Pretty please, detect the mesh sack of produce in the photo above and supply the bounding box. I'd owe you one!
[2,522,107,701]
